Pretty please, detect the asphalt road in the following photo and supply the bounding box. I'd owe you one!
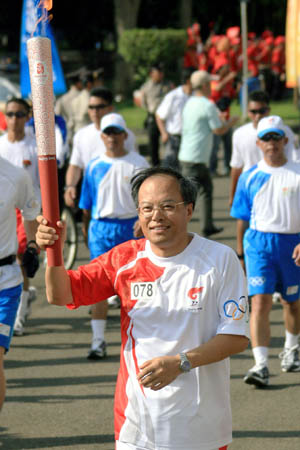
[1,174,300,450]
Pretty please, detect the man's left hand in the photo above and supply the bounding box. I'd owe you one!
[22,244,39,278]
[137,355,181,391]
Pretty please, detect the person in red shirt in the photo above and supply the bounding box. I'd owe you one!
[183,39,199,70]
[210,57,238,176]
[256,34,274,96]
[271,36,286,100]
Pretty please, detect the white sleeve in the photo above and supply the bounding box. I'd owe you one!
[230,129,244,168]
[16,170,41,220]
[70,130,84,168]
[216,248,250,338]
[55,126,69,168]
[156,93,172,120]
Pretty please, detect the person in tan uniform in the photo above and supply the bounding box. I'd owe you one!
[55,74,83,146]
[139,64,172,166]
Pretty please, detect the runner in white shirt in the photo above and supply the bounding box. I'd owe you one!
[229,90,299,206]
[0,156,40,411]
[231,116,300,387]
[155,68,193,169]
[64,87,137,208]
[0,98,41,337]
[36,166,249,450]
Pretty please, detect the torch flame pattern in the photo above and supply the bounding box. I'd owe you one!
[27,37,56,156]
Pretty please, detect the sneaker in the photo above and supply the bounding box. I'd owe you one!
[87,340,107,360]
[107,295,120,309]
[243,366,269,387]
[279,345,300,372]
[272,292,281,304]
[25,286,37,318]
[203,226,224,238]
[14,318,25,336]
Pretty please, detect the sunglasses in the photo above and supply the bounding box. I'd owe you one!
[6,111,27,118]
[103,128,124,135]
[259,133,284,142]
[88,104,109,110]
[249,107,269,115]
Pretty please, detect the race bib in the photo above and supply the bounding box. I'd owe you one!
[131,282,156,300]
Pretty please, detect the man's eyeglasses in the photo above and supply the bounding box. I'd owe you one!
[88,104,109,110]
[259,133,284,142]
[137,201,185,218]
[249,107,269,115]
[6,111,27,118]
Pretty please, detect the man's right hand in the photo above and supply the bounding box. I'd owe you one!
[36,215,66,250]
[64,186,77,208]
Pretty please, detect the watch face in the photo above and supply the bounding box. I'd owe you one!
[181,360,191,371]
[180,354,191,372]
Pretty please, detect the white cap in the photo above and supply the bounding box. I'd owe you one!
[257,115,286,138]
[101,113,127,133]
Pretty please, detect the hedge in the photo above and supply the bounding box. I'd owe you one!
[118,28,187,86]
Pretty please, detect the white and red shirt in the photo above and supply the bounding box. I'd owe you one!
[67,234,249,450]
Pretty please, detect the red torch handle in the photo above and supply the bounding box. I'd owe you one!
[38,155,63,266]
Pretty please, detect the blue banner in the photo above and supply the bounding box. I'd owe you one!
[20,0,67,98]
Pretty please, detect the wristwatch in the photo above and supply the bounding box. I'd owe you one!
[179,352,192,372]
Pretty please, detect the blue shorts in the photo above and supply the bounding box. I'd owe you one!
[88,217,138,260]
[244,229,300,302]
[0,284,22,352]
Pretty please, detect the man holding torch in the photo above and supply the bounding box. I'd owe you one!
[36,166,249,450]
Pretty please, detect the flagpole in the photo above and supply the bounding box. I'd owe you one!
[240,0,249,119]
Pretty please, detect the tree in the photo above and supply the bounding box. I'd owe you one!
[114,0,142,96]
[178,0,192,29]
[114,0,141,36]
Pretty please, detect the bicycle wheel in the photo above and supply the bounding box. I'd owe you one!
[61,207,78,269]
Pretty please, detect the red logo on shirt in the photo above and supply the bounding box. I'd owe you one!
[188,287,204,299]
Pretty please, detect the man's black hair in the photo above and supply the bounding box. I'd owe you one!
[6,97,31,113]
[248,90,270,105]
[90,87,113,105]
[131,166,198,210]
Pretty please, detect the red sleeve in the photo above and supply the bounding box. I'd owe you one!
[66,239,146,309]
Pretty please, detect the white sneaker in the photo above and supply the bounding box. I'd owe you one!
[107,295,120,308]
[279,345,300,372]
[14,318,25,336]
[87,340,107,360]
[272,292,281,304]
[26,286,37,318]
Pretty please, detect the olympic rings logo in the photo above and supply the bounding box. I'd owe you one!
[223,296,248,321]
[249,277,266,287]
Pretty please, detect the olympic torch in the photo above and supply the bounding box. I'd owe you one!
[27,2,62,266]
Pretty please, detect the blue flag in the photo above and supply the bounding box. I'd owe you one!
[20,0,67,98]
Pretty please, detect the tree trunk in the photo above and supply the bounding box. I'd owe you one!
[114,0,141,96]
[114,0,141,36]
[178,0,193,29]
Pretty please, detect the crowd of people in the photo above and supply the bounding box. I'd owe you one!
[0,23,299,449]
[183,23,286,102]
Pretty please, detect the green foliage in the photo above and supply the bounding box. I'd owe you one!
[118,28,187,86]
